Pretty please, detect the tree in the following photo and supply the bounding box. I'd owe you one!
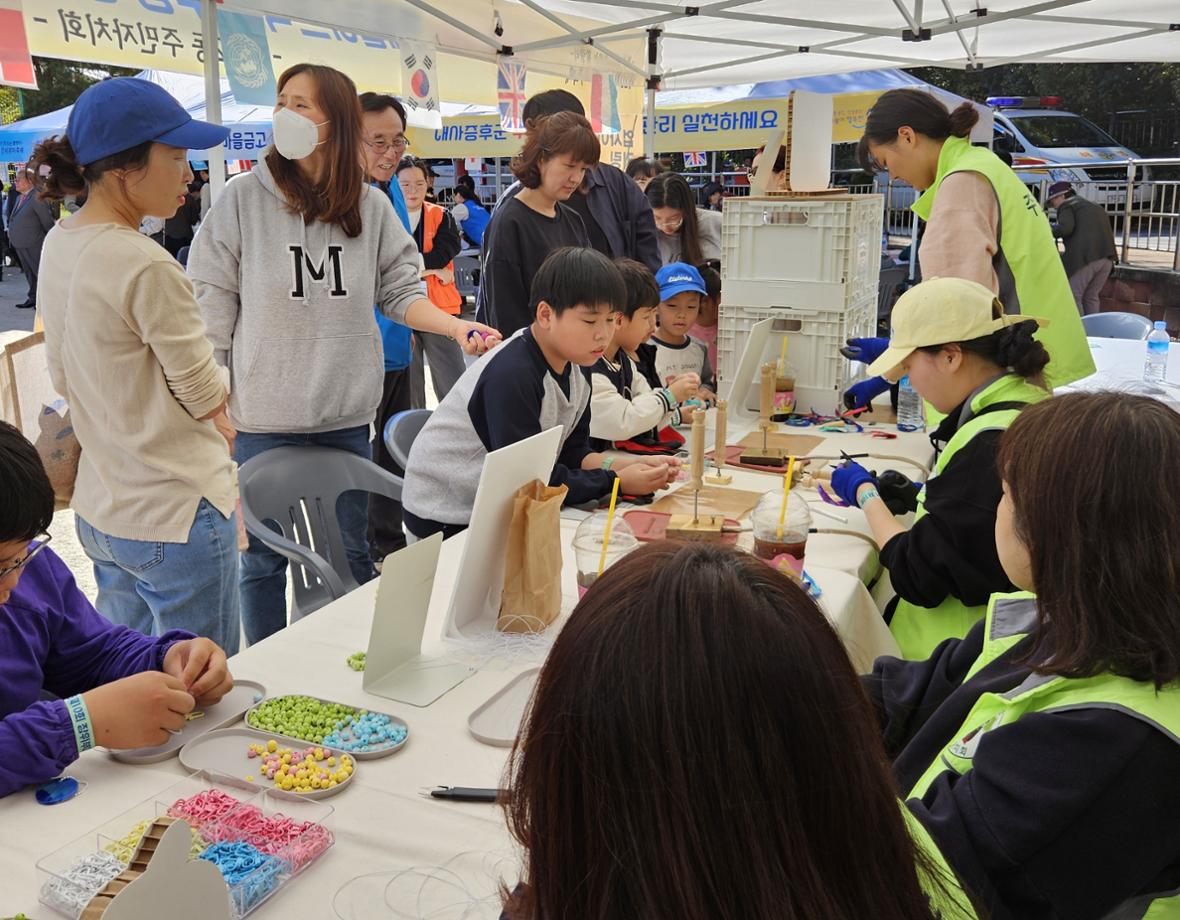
[15,57,138,119]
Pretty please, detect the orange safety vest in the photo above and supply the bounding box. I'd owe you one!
[422,202,463,315]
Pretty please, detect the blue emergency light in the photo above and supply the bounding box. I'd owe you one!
[986,96,1063,109]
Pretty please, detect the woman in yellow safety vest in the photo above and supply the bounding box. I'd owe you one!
[844,88,1093,411]
[502,539,976,920]
[832,277,1049,659]
[863,391,1180,920]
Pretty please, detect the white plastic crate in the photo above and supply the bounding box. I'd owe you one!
[720,195,884,312]
[717,295,877,417]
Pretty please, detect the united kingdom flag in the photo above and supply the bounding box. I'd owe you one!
[498,59,528,132]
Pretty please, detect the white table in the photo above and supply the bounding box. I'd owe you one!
[1062,336,1180,396]
[2,422,934,918]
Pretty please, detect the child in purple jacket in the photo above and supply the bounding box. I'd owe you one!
[0,421,234,797]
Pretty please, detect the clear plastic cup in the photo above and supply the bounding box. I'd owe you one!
[572,513,639,598]
[750,490,812,570]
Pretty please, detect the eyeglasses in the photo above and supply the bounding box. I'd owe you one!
[364,136,410,153]
[0,534,52,581]
[654,215,684,232]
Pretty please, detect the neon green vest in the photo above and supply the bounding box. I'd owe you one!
[909,592,1180,919]
[890,374,1048,660]
[903,807,979,920]
[913,136,1096,390]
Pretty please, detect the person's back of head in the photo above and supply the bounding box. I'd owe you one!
[522,89,585,131]
[0,421,53,545]
[503,540,952,920]
[997,392,1180,689]
[697,263,721,303]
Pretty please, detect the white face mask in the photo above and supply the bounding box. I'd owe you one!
[272,106,329,161]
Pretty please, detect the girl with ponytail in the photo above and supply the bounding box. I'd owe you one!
[845,88,1092,412]
[830,277,1050,659]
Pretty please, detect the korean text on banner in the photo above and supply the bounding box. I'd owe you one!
[0,0,37,90]
[400,39,441,130]
[217,10,276,106]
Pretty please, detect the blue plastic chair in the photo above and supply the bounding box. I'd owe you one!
[1081,311,1154,341]
[238,446,404,620]
[383,409,432,469]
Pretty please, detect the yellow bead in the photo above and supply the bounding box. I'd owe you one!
[245,775,254,782]
[327,756,336,767]
[266,739,277,753]
[281,753,291,764]
[314,750,324,761]
[328,779,337,788]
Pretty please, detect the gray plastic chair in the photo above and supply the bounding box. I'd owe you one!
[876,265,909,329]
[453,255,480,301]
[238,446,404,620]
[383,409,432,469]
[1081,311,1154,341]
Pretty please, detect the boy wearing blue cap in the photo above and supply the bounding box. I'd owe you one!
[651,262,716,413]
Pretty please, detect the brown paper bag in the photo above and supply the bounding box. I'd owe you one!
[498,479,568,634]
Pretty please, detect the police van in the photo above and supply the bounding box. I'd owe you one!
[988,96,1150,209]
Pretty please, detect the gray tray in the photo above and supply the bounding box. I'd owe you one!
[243,693,409,760]
[467,668,540,747]
[109,679,267,764]
[178,726,358,800]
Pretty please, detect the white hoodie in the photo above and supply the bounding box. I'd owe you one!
[188,156,427,434]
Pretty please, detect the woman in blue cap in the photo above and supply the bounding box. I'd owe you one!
[30,77,243,654]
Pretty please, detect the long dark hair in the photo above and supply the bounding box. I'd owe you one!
[857,89,979,174]
[503,541,964,920]
[265,63,365,237]
[998,393,1180,689]
[645,172,704,265]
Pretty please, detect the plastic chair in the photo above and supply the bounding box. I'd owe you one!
[238,446,404,620]
[877,264,909,328]
[176,245,190,267]
[383,409,432,469]
[1081,311,1154,341]
[453,255,480,301]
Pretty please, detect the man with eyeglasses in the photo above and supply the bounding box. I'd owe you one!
[359,92,416,566]
[0,421,234,798]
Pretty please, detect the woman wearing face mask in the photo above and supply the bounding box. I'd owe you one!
[478,111,598,337]
[30,78,241,654]
[645,172,722,266]
[188,63,498,645]
[846,89,1092,412]
[396,155,466,403]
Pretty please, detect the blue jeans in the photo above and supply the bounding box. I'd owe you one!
[75,499,241,656]
[234,427,375,645]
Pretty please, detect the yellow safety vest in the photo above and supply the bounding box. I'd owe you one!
[909,592,1180,919]
[890,374,1048,660]
[913,136,1095,390]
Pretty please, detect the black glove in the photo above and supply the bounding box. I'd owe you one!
[876,469,922,516]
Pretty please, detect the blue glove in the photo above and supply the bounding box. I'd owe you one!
[843,376,891,411]
[830,460,877,507]
[840,337,890,364]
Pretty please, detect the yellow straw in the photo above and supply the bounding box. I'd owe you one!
[777,455,796,539]
[778,335,789,376]
[597,476,622,577]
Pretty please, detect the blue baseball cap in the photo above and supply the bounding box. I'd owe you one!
[66,78,230,167]
[656,262,707,301]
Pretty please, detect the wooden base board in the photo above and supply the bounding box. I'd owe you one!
[704,471,733,485]
[666,514,726,541]
[740,451,786,467]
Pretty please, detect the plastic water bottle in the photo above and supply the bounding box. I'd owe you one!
[1144,321,1170,383]
[897,375,925,432]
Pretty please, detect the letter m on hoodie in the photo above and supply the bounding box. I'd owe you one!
[289,245,348,300]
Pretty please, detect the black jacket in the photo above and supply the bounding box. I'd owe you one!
[864,621,1180,920]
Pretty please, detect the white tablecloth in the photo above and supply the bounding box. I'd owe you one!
[2,423,934,918]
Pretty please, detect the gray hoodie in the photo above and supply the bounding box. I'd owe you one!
[188,157,427,434]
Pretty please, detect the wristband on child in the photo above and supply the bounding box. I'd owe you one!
[857,488,881,509]
[64,694,96,754]
[601,456,615,471]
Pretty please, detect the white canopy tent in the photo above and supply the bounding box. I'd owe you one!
[178,1,1179,198]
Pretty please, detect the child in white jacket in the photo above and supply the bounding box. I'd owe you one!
[589,260,700,452]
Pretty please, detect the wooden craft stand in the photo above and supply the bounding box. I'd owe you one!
[740,363,786,467]
[704,399,733,485]
[667,411,724,540]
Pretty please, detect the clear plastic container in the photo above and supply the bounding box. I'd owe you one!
[750,490,813,566]
[36,771,334,919]
[572,512,639,598]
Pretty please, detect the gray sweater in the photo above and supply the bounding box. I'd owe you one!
[187,157,426,434]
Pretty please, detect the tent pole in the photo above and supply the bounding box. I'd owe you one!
[200,0,226,205]
[644,27,661,159]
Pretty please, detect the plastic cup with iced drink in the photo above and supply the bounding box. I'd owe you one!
[751,490,812,574]
[572,513,639,599]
